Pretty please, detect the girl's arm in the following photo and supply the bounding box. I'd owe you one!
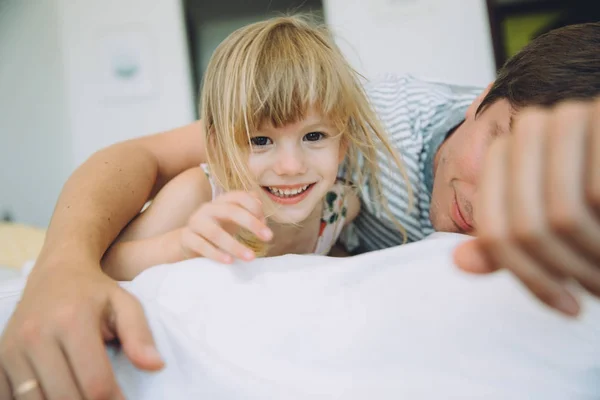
[102,167,212,280]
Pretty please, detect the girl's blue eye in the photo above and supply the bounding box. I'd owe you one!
[250,136,272,146]
[304,132,325,142]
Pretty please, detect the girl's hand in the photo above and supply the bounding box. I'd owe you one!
[180,191,273,263]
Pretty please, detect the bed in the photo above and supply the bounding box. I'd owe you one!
[0,222,45,278]
[2,233,597,399]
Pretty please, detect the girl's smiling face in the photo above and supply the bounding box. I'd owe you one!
[247,108,346,224]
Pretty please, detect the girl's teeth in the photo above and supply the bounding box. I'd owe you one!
[268,185,309,197]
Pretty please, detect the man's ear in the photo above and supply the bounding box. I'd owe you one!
[466,82,494,119]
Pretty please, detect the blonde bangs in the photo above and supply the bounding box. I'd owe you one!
[201,16,357,188]
[244,21,355,132]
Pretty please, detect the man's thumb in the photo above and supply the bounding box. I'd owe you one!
[112,290,165,371]
[453,239,497,274]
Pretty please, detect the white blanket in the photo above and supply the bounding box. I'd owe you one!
[1,233,599,399]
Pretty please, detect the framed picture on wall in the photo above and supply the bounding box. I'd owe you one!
[97,28,157,100]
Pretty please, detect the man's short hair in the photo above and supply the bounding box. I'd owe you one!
[477,22,600,115]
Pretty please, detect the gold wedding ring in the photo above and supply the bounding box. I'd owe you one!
[14,379,39,396]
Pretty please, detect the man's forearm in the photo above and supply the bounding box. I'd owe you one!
[37,144,161,267]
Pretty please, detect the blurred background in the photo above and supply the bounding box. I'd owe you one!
[0,0,598,231]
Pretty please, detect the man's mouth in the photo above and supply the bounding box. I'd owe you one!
[451,191,474,233]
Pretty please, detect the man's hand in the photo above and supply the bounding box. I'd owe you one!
[455,99,600,316]
[0,256,164,399]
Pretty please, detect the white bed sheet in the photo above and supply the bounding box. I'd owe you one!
[0,267,19,281]
[0,233,598,399]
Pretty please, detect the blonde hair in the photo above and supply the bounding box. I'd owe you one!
[200,15,413,242]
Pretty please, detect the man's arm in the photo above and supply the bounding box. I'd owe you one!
[0,121,206,400]
[41,120,206,261]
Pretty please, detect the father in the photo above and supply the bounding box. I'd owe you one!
[0,22,598,399]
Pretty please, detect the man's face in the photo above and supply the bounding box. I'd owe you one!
[429,87,513,235]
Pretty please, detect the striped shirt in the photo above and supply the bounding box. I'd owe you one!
[342,74,482,252]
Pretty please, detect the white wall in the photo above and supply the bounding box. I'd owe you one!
[0,0,195,227]
[57,0,196,167]
[323,0,496,86]
[0,0,70,226]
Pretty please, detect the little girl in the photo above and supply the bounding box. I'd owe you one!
[102,15,410,280]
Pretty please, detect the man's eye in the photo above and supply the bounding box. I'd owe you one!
[303,132,325,142]
[250,136,272,146]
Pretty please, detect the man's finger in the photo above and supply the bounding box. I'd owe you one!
[1,351,43,400]
[112,290,165,372]
[457,135,509,275]
[60,312,124,400]
[0,368,11,400]
[453,240,497,274]
[545,102,600,262]
[471,126,580,315]
[488,242,579,316]
[506,108,548,255]
[586,99,600,217]
[26,338,81,400]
